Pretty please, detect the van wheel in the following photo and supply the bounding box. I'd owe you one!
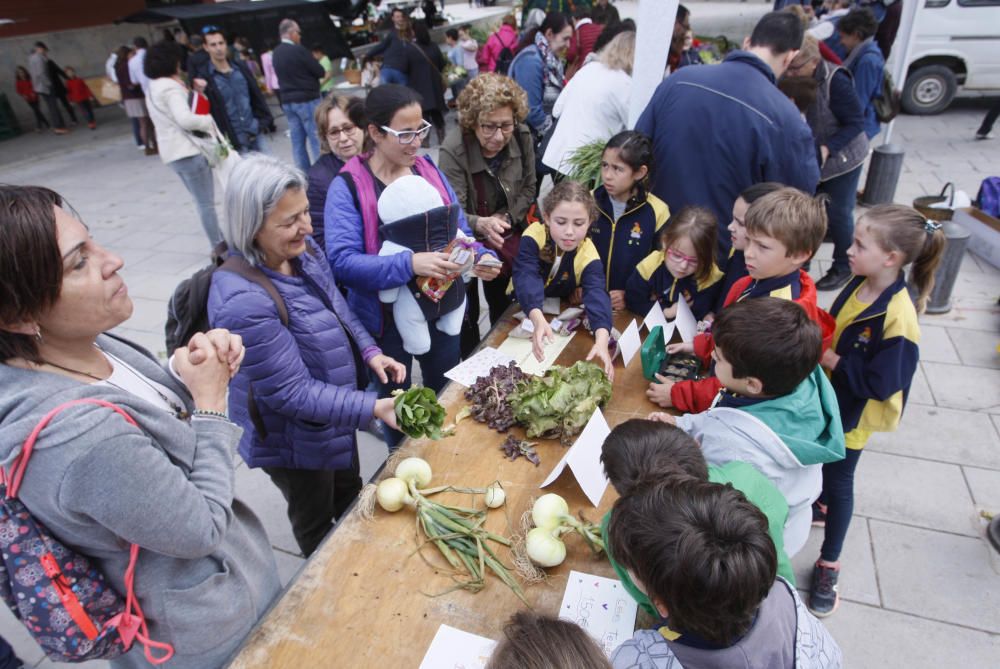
[902,65,957,115]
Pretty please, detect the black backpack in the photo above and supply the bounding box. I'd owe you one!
[874,66,901,124]
[495,33,517,76]
[164,244,288,356]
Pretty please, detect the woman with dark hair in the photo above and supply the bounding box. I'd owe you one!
[307,94,366,250]
[14,65,50,132]
[114,45,146,149]
[785,34,869,292]
[411,20,448,145]
[508,11,573,140]
[838,7,884,141]
[0,185,280,668]
[363,11,416,86]
[438,73,536,356]
[325,84,502,448]
[145,40,223,246]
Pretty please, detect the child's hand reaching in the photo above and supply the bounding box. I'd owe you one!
[662,303,679,320]
[647,411,676,425]
[586,328,615,381]
[666,342,694,355]
[529,309,554,363]
[609,290,626,312]
[646,374,674,408]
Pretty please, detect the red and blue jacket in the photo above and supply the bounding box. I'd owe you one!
[591,185,670,291]
[670,269,835,413]
[512,223,613,333]
[715,247,748,313]
[828,274,920,438]
[625,250,724,320]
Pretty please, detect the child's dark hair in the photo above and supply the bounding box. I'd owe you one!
[713,297,821,396]
[15,66,29,80]
[608,478,777,645]
[744,187,827,258]
[364,83,423,131]
[739,182,784,206]
[604,130,653,177]
[660,206,718,284]
[445,27,459,40]
[860,204,946,313]
[542,181,598,222]
[601,419,708,496]
[486,610,612,669]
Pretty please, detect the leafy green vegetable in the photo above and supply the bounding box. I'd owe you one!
[508,361,612,444]
[392,387,449,440]
[564,139,606,191]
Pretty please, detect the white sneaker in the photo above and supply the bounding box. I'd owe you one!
[976,131,994,140]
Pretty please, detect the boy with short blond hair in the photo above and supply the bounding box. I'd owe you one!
[648,187,834,413]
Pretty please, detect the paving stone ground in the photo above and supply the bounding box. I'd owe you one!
[0,29,998,669]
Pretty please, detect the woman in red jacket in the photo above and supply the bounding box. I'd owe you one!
[64,66,97,129]
[14,66,50,132]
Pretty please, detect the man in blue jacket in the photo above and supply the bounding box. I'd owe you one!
[636,12,819,257]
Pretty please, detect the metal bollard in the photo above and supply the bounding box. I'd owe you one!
[861,143,905,206]
[924,220,971,314]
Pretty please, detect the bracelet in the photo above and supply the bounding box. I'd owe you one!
[192,409,230,421]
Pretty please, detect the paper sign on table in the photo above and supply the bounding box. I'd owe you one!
[543,296,562,314]
[675,294,698,343]
[558,570,639,656]
[540,408,611,507]
[617,319,641,367]
[642,302,674,344]
[419,624,496,669]
[444,347,516,387]
[497,330,578,376]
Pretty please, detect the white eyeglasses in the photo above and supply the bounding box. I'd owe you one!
[380,121,432,145]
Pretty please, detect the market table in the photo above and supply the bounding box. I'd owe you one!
[227,310,664,668]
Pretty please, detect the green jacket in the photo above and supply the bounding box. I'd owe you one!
[438,123,536,238]
[602,461,795,618]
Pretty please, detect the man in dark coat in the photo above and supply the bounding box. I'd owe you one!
[272,18,325,171]
[636,11,820,257]
[191,28,274,154]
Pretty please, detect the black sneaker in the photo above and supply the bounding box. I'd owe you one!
[812,501,827,528]
[816,267,852,291]
[808,562,840,617]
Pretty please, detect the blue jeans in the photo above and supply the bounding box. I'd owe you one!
[380,67,409,86]
[818,447,863,562]
[282,98,321,171]
[168,154,222,246]
[376,313,461,450]
[240,132,271,155]
[818,163,864,273]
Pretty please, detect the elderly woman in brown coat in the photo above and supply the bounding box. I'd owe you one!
[438,73,536,356]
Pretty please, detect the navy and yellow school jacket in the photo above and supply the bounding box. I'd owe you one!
[625,250,724,320]
[828,274,920,437]
[512,223,613,333]
[715,247,748,312]
[591,185,670,291]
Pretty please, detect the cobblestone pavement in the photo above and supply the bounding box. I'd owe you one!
[0,59,997,669]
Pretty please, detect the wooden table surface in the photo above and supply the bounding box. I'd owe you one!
[228,310,663,668]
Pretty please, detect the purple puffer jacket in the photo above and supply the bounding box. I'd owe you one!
[207,239,379,470]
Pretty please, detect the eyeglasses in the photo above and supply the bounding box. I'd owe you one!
[666,247,699,267]
[380,121,432,145]
[479,122,515,136]
[201,25,221,35]
[327,124,357,139]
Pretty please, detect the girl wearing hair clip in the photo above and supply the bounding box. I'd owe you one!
[807,205,945,619]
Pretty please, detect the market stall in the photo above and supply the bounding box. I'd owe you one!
[227,308,665,667]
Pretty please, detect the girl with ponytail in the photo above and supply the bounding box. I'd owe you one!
[808,204,944,619]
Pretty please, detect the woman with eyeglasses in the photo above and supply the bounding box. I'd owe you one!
[306,95,366,251]
[325,84,502,449]
[438,73,536,358]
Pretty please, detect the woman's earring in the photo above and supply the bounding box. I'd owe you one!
[35,326,43,343]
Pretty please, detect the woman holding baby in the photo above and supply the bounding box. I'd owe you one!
[324,84,502,449]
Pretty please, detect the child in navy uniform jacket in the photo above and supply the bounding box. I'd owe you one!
[808,205,945,618]
[717,182,784,314]
[591,131,670,311]
[626,206,723,321]
[513,181,615,378]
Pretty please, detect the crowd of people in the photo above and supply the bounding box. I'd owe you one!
[0,2,955,667]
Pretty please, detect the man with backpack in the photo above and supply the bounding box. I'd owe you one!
[482,14,519,75]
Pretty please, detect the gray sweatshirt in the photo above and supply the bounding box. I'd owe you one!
[0,335,280,668]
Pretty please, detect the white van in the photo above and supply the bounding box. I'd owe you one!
[902,0,1000,114]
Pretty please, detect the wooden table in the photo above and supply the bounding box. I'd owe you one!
[228,311,662,668]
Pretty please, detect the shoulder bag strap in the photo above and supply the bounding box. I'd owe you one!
[218,255,289,326]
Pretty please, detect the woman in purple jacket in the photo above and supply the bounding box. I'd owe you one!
[208,155,405,557]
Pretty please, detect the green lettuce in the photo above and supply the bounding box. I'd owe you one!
[508,361,612,444]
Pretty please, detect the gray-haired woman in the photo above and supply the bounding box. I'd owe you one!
[207,154,404,557]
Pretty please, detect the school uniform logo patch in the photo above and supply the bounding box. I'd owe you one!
[857,326,872,346]
[628,222,643,246]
